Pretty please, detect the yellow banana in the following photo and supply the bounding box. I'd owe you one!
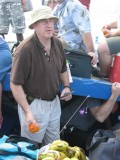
[38,151,58,160]
[49,141,69,152]
[70,158,79,160]
[51,140,69,146]
[72,146,81,159]
[79,148,86,160]
[63,158,71,160]
[58,152,67,159]
[42,157,55,160]
[47,150,60,159]
[65,146,75,158]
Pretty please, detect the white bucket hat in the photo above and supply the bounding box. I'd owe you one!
[29,5,58,29]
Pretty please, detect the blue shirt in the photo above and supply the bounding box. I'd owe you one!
[53,0,91,51]
[0,37,12,82]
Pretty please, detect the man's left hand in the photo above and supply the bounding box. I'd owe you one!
[88,52,97,66]
[60,87,72,101]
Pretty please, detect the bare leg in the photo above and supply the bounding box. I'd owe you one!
[97,40,112,76]
[16,33,24,42]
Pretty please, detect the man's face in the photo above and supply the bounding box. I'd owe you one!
[33,18,54,39]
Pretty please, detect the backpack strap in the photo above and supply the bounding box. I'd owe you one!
[86,130,108,151]
[6,135,41,150]
[0,149,36,160]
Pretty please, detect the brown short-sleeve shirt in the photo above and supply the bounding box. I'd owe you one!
[11,33,67,99]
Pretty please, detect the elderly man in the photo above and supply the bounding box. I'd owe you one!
[10,5,72,144]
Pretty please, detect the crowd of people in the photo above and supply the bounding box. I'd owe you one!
[0,0,120,157]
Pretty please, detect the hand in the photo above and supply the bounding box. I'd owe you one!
[60,87,72,101]
[88,52,97,66]
[103,24,111,30]
[112,82,120,98]
[25,110,37,131]
[102,29,114,38]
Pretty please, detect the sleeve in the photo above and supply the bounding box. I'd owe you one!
[10,47,31,85]
[86,97,102,108]
[59,39,67,73]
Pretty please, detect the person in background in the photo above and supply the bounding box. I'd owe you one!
[79,0,90,10]
[0,36,12,130]
[61,82,120,155]
[0,0,26,41]
[10,6,72,145]
[45,0,58,10]
[53,0,96,66]
[94,20,120,77]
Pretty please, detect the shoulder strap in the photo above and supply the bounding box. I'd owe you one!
[0,149,36,160]
[6,135,41,150]
[86,130,108,151]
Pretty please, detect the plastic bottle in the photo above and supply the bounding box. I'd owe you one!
[93,35,99,67]
[66,60,73,83]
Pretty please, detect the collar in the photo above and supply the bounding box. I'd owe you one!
[33,32,55,50]
[58,0,69,10]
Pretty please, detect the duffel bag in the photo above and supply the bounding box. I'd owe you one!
[0,134,41,160]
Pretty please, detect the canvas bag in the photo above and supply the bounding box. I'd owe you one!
[86,129,120,160]
[65,49,92,78]
[0,135,41,160]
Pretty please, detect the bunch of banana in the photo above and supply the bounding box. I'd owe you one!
[38,140,86,160]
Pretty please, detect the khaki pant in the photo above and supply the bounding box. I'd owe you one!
[18,96,61,145]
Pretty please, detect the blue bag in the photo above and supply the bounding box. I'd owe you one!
[0,135,41,160]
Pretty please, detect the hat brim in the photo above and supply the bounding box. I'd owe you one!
[29,16,58,29]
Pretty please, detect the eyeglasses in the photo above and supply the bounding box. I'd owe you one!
[40,19,54,25]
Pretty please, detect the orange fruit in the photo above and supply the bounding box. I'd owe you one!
[102,28,108,36]
[29,123,40,133]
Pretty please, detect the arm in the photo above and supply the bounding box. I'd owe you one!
[82,32,97,65]
[60,71,72,101]
[10,82,36,127]
[21,0,26,11]
[104,28,120,38]
[90,82,120,123]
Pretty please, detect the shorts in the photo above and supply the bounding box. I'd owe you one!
[18,96,61,145]
[0,40,12,82]
[0,2,25,34]
[107,36,120,54]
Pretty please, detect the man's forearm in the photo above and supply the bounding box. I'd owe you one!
[82,32,94,53]
[91,94,118,123]
[10,82,30,114]
[60,71,70,87]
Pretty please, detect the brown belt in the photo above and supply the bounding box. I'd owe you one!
[26,95,57,105]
